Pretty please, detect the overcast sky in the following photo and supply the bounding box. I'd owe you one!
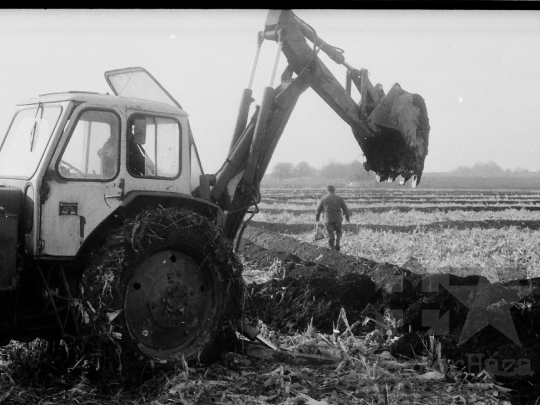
[0,9,539,174]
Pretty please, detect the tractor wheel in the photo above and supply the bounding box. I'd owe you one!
[79,208,244,367]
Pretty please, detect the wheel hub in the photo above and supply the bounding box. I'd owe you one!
[124,249,213,352]
[149,282,190,328]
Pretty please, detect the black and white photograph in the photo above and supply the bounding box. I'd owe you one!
[0,8,539,405]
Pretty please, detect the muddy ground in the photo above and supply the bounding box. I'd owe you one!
[1,223,538,404]
[239,225,540,404]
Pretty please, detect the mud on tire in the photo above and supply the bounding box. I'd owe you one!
[77,207,244,369]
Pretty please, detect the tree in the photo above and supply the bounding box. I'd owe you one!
[513,167,529,174]
[295,162,315,178]
[452,161,504,177]
[318,160,371,181]
[348,160,370,181]
[272,162,295,180]
[320,161,348,179]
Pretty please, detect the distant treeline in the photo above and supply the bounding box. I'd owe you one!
[270,161,371,181]
[269,160,539,180]
[451,161,539,177]
[263,160,539,189]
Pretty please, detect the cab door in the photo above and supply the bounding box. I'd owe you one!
[40,105,124,256]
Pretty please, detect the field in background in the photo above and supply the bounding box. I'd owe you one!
[251,188,540,282]
[261,173,540,189]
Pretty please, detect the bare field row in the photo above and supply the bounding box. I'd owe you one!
[291,226,540,282]
[249,219,540,236]
[252,189,540,282]
[263,189,540,199]
[263,195,540,201]
[261,199,540,205]
[254,208,540,226]
[264,194,540,201]
[259,205,540,215]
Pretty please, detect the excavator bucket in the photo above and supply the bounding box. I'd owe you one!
[364,83,430,187]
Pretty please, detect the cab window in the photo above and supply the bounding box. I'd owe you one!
[0,105,62,179]
[58,110,120,180]
[127,115,181,178]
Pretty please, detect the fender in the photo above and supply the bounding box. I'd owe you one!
[76,191,225,261]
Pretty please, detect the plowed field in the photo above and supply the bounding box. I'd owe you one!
[2,188,539,405]
[239,188,540,404]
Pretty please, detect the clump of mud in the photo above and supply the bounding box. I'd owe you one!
[247,258,375,333]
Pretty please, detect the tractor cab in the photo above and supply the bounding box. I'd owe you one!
[0,68,206,260]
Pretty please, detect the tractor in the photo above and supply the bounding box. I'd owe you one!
[0,10,429,364]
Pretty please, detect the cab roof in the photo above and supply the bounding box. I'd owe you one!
[17,92,188,116]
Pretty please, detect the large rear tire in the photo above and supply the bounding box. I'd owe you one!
[79,208,244,367]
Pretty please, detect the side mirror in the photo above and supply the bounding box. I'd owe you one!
[198,174,216,201]
[133,118,146,145]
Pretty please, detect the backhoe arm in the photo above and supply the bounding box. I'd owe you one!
[210,10,430,240]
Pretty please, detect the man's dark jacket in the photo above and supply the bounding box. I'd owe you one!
[316,193,350,223]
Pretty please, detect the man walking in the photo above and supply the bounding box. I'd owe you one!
[315,185,350,251]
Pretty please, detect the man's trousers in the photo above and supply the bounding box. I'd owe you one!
[324,222,342,250]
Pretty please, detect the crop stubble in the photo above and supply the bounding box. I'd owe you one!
[252,189,540,281]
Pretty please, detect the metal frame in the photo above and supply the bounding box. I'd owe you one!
[104,67,184,110]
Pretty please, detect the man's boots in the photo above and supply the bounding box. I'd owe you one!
[328,240,335,250]
[335,245,340,252]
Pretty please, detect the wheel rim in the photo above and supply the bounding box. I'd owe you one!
[124,249,215,358]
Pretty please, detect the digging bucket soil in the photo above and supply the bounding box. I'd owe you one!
[240,225,540,402]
